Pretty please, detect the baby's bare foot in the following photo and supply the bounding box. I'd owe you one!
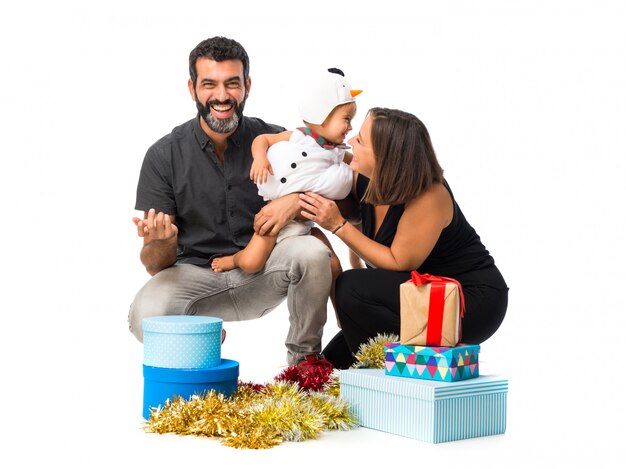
[212,255,236,272]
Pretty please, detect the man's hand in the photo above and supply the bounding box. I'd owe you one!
[132,208,178,243]
[254,193,301,236]
[132,209,178,276]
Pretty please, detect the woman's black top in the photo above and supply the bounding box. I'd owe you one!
[356,174,507,289]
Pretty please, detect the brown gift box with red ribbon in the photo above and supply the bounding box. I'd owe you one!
[400,271,466,347]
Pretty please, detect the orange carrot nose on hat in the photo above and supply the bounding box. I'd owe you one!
[298,68,362,125]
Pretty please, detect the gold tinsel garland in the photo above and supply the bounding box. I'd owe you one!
[144,333,395,449]
[144,373,356,449]
[352,333,400,369]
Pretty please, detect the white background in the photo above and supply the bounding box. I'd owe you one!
[1,0,624,467]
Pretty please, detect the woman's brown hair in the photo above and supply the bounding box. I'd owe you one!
[362,107,443,205]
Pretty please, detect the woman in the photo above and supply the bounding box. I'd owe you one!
[299,107,508,369]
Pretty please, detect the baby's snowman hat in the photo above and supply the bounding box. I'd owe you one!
[298,68,362,125]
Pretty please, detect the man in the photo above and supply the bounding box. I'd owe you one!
[129,37,332,367]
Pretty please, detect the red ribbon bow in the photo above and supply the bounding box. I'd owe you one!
[408,271,466,346]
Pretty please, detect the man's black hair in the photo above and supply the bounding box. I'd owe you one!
[189,36,250,87]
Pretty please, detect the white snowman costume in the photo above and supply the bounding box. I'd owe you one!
[257,128,353,202]
[256,70,361,242]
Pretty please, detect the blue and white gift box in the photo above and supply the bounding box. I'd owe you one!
[143,315,222,369]
[340,369,508,443]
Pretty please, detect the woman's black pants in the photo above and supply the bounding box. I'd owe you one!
[322,268,508,369]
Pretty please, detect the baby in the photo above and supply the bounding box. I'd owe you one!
[211,68,361,275]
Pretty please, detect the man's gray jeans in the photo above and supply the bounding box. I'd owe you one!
[128,235,331,365]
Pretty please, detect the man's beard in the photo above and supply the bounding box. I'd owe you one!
[196,96,246,134]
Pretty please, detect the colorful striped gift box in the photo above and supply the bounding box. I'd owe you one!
[340,369,508,443]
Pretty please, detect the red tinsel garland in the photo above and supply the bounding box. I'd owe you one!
[273,363,333,392]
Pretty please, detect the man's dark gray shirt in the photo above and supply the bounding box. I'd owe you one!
[135,115,284,266]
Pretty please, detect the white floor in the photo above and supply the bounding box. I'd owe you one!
[3,295,622,468]
[2,1,625,467]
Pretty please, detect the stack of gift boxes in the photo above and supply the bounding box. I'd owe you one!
[141,315,239,420]
[340,273,508,443]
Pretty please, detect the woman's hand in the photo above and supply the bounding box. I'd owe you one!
[299,192,345,232]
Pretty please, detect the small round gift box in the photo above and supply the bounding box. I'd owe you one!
[142,359,239,420]
[143,315,222,369]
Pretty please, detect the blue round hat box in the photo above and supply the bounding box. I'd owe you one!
[143,315,222,369]
[143,359,239,420]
